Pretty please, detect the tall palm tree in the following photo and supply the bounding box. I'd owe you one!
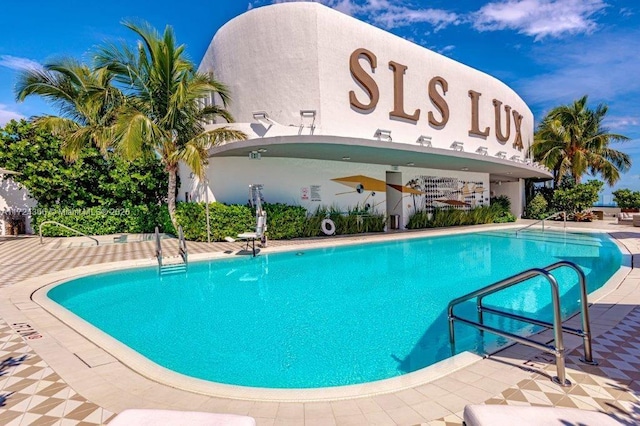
[17,22,246,231]
[531,96,631,187]
[95,21,246,230]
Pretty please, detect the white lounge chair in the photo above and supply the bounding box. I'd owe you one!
[109,409,256,426]
[463,404,622,426]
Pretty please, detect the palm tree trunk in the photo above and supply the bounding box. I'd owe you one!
[167,165,178,232]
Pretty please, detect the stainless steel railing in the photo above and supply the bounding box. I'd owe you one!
[178,226,187,264]
[516,211,566,236]
[155,226,163,267]
[39,221,99,246]
[447,260,596,387]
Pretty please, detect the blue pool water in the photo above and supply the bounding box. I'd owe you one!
[48,230,621,388]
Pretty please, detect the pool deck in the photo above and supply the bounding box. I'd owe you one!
[0,219,639,425]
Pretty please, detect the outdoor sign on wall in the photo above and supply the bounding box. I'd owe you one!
[310,185,322,202]
[348,48,524,151]
[301,187,310,201]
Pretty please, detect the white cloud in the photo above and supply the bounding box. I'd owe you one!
[605,116,640,131]
[270,0,459,30]
[517,30,640,106]
[471,0,607,40]
[0,105,25,126]
[0,55,42,71]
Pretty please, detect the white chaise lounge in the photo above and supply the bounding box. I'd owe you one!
[463,405,622,426]
[109,409,256,426]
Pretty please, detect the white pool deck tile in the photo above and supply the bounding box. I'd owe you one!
[0,220,639,425]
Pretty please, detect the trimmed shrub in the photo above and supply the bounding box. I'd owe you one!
[525,194,549,219]
[33,204,167,237]
[407,205,504,229]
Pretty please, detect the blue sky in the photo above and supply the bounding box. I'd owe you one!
[1,0,638,201]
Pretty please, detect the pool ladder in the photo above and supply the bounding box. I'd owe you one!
[447,260,596,387]
[155,226,188,275]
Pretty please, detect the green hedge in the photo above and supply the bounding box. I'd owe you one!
[173,202,385,241]
[33,204,170,237]
[407,205,512,229]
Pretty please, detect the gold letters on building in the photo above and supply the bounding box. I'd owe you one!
[348,48,524,151]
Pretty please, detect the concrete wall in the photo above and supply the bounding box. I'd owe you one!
[201,2,533,158]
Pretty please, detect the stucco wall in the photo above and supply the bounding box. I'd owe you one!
[0,178,36,235]
[201,2,533,159]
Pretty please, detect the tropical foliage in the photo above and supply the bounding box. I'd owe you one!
[531,95,631,187]
[407,204,512,229]
[612,189,640,209]
[0,119,167,208]
[15,21,246,230]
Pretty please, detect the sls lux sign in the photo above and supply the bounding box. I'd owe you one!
[348,48,524,150]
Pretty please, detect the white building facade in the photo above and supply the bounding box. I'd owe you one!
[180,2,550,227]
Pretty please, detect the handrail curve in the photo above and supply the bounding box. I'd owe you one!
[516,211,566,235]
[39,221,99,246]
[448,260,595,388]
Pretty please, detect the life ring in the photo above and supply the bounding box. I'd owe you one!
[321,218,336,235]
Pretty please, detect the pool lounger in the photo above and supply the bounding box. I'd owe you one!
[463,405,622,425]
[109,409,256,425]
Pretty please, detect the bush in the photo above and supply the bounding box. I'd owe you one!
[612,189,640,209]
[303,205,385,236]
[407,205,504,229]
[33,204,168,236]
[551,180,603,214]
[490,195,516,223]
[525,194,549,219]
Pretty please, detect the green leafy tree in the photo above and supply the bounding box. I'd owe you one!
[612,189,640,209]
[0,119,167,208]
[531,96,631,187]
[551,180,603,214]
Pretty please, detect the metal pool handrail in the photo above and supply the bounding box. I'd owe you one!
[516,211,566,235]
[154,226,162,267]
[447,260,595,387]
[178,226,188,264]
[39,221,99,246]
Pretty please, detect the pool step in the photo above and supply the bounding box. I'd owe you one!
[159,260,187,276]
[483,230,602,247]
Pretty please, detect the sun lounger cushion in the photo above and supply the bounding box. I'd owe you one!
[463,405,621,426]
[109,409,257,426]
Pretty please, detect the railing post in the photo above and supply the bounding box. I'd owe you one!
[548,274,571,387]
[448,305,456,356]
[575,266,596,365]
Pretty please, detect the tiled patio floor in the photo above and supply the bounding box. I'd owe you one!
[0,222,639,425]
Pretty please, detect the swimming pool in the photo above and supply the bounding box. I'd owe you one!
[46,230,621,389]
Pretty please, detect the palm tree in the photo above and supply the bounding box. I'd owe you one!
[95,21,246,230]
[16,22,246,231]
[531,96,631,187]
[15,59,123,160]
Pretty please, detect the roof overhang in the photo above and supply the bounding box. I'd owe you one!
[208,135,552,181]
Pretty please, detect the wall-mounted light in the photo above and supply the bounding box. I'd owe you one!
[257,148,267,153]
[252,111,274,126]
[342,156,351,161]
[249,151,261,160]
[374,129,392,142]
[461,167,469,171]
[450,141,464,151]
[416,135,432,147]
[495,151,507,159]
[406,162,415,166]
[476,146,488,155]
